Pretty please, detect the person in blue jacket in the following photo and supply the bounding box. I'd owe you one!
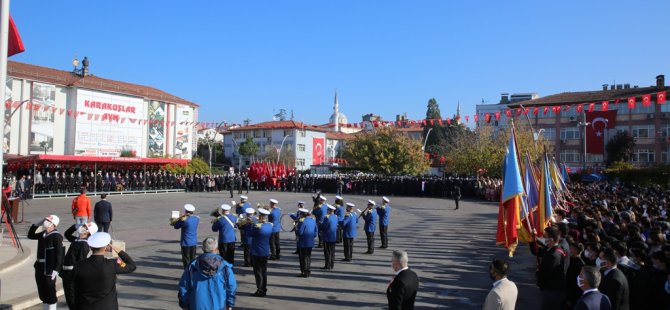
[362,200,378,254]
[178,237,237,310]
[235,195,252,246]
[268,199,282,260]
[212,204,238,266]
[290,201,306,254]
[334,196,345,244]
[174,204,200,269]
[296,208,317,277]
[239,208,256,267]
[312,195,329,248]
[377,196,391,249]
[322,205,338,270]
[340,202,358,261]
[250,208,273,297]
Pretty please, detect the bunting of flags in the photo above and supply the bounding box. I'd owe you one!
[247,160,296,183]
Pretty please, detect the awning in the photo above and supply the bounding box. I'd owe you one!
[4,154,189,170]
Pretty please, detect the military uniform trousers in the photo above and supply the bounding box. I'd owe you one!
[251,255,269,294]
[35,264,58,304]
[298,247,312,277]
[270,232,281,259]
[379,225,388,248]
[343,238,354,260]
[365,232,375,254]
[218,242,236,266]
[323,242,335,269]
[180,246,197,269]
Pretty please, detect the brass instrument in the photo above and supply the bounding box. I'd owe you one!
[210,208,223,223]
[169,214,189,226]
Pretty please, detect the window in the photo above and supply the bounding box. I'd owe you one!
[537,109,555,119]
[296,158,305,167]
[630,104,653,114]
[299,130,306,137]
[560,150,581,163]
[234,132,241,139]
[264,130,272,138]
[586,154,603,163]
[540,128,556,140]
[254,130,261,138]
[631,125,654,138]
[661,125,670,137]
[662,151,668,163]
[633,149,655,163]
[615,126,629,134]
[283,129,292,137]
[298,144,306,152]
[560,127,580,140]
[662,104,670,113]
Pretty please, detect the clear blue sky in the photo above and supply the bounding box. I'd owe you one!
[9,0,670,125]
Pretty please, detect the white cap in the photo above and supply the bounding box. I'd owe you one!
[75,222,99,237]
[87,232,111,248]
[346,202,355,208]
[258,208,270,215]
[327,205,336,210]
[221,204,232,211]
[240,195,248,200]
[297,201,305,205]
[45,214,60,226]
[335,195,343,200]
[367,200,376,206]
[319,195,327,201]
[184,204,195,212]
[269,199,278,204]
[298,208,309,213]
[245,207,255,214]
[382,196,390,203]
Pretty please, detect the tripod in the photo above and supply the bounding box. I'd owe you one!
[1,193,24,252]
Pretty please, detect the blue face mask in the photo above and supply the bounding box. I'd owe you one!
[665,281,670,294]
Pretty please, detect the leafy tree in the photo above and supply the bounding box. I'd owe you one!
[260,144,295,165]
[422,98,449,156]
[343,127,430,175]
[238,137,259,159]
[606,131,636,164]
[163,157,210,174]
[196,138,225,165]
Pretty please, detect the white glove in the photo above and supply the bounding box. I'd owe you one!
[50,270,58,280]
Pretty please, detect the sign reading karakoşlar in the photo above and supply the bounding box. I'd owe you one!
[75,89,146,157]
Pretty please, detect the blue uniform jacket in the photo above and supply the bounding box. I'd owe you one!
[296,217,318,248]
[241,216,257,245]
[377,204,391,226]
[269,208,282,233]
[322,214,339,243]
[174,215,199,247]
[178,253,237,310]
[341,212,358,238]
[363,209,378,233]
[334,204,345,221]
[212,214,237,244]
[236,202,252,216]
[250,222,273,257]
[312,204,327,225]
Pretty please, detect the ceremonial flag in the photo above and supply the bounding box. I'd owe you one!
[585,110,617,154]
[658,91,667,104]
[496,129,524,257]
[537,153,553,233]
[627,97,636,109]
[518,154,539,242]
[642,94,652,107]
[8,16,25,56]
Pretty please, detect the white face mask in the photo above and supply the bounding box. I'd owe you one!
[595,257,604,268]
[577,275,584,287]
[584,250,592,258]
[42,221,52,230]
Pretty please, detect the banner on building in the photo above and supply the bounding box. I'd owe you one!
[585,110,617,154]
[174,106,193,159]
[148,101,165,157]
[30,83,56,154]
[312,137,325,165]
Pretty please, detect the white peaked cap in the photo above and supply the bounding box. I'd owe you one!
[184,204,195,212]
[221,204,232,211]
[269,199,278,204]
[258,208,270,215]
[87,232,111,248]
[245,207,255,214]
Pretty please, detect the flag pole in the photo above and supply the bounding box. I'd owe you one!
[0,0,11,190]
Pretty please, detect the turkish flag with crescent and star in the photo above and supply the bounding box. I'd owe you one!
[585,110,617,154]
[312,137,325,165]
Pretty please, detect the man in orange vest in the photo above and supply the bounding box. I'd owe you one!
[72,188,92,228]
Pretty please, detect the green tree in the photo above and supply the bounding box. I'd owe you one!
[343,127,430,175]
[422,98,449,156]
[164,157,210,174]
[606,131,636,165]
[260,144,296,165]
[238,137,259,159]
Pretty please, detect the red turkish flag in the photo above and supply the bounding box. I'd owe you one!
[437,119,443,125]
[465,115,470,122]
[658,91,667,104]
[494,111,501,120]
[505,110,512,118]
[516,108,522,116]
[585,110,617,154]
[446,118,452,125]
[601,101,609,111]
[552,106,561,114]
[312,137,325,165]
[642,94,651,107]
[627,97,636,109]
[524,107,530,115]
[484,113,491,123]
[8,16,25,57]
[474,115,479,122]
[542,106,549,115]
[588,102,596,113]
[532,107,539,115]
[576,104,584,113]
[563,105,572,112]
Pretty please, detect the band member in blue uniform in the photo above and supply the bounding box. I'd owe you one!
[239,208,257,267]
[212,204,238,265]
[250,208,273,297]
[362,200,378,254]
[377,196,391,249]
[296,207,318,277]
[322,205,338,270]
[341,202,358,261]
[334,196,345,244]
[173,204,200,269]
[290,201,306,254]
[268,199,282,260]
[312,195,329,248]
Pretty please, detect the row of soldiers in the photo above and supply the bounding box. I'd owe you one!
[170,194,392,297]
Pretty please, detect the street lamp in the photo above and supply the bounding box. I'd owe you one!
[577,110,591,171]
[230,136,242,173]
[277,134,291,164]
[422,128,433,151]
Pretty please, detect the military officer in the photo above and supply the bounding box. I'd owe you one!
[212,204,238,265]
[341,202,358,261]
[334,196,345,244]
[377,196,391,249]
[296,207,317,277]
[250,208,273,297]
[362,200,378,254]
[27,215,63,310]
[322,204,338,270]
[173,204,200,268]
[268,199,282,260]
[61,222,98,309]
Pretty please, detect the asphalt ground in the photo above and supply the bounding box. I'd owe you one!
[15,191,541,309]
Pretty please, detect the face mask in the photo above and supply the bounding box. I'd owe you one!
[577,275,584,287]
[595,257,603,268]
[42,221,52,230]
[584,250,592,258]
[665,281,670,294]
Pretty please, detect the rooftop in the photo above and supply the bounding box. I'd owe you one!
[228,120,328,132]
[510,85,668,107]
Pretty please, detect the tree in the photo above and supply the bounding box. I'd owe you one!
[422,98,449,156]
[260,144,295,164]
[343,127,430,175]
[164,157,210,174]
[238,137,259,159]
[274,109,287,121]
[606,131,636,165]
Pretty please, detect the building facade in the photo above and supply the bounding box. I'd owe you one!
[5,61,198,159]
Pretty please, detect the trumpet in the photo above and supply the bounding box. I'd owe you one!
[169,214,189,226]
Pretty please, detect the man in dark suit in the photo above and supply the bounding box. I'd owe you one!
[575,265,611,310]
[536,226,568,310]
[387,250,419,310]
[93,194,113,233]
[597,248,630,310]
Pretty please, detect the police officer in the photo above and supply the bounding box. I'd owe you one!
[296,207,317,277]
[61,222,98,309]
[212,204,238,265]
[173,204,200,269]
[362,200,378,254]
[268,199,282,260]
[250,208,273,297]
[239,208,257,267]
[322,204,338,270]
[27,215,63,310]
[341,202,358,262]
[334,196,345,244]
[377,196,391,249]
